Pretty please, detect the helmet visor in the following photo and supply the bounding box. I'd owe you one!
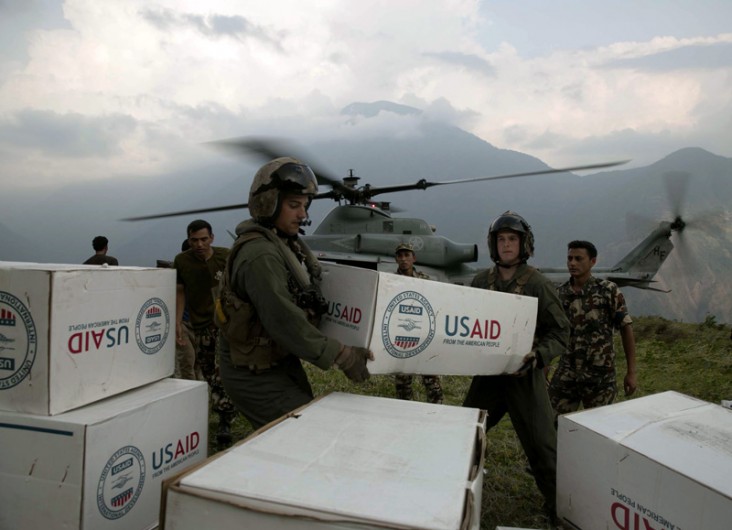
[272,163,318,195]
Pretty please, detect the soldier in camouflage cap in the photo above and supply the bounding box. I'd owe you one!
[393,242,444,404]
[548,240,637,415]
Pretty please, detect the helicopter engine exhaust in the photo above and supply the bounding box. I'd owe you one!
[356,234,478,267]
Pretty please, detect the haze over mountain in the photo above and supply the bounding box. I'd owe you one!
[1,102,730,323]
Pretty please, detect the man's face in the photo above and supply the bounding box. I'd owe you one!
[274,194,309,236]
[396,250,416,273]
[567,248,596,280]
[496,230,521,265]
[188,228,214,260]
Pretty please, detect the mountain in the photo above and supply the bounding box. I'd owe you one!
[1,102,730,323]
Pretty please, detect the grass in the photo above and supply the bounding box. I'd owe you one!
[206,316,732,529]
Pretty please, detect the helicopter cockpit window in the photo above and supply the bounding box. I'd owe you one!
[383,221,393,233]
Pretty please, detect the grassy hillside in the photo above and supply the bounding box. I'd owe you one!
[209,316,732,529]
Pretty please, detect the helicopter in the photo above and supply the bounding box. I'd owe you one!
[124,138,687,291]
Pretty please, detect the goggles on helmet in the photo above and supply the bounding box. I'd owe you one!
[271,163,318,195]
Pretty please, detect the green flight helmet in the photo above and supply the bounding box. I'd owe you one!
[248,157,318,223]
[488,210,535,264]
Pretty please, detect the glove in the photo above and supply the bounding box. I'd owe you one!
[335,345,373,383]
[511,351,537,377]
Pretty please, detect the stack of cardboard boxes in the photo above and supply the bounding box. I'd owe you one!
[0,262,209,530]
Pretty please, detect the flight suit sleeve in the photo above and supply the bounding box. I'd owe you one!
[234,242,342,370]
[528,275,570,368]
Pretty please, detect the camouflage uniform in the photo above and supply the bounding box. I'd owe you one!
[548,276,632,414]
[394,267,444,404]
[174,247,236,419]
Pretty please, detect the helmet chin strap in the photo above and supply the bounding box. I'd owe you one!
[298,215,312,235]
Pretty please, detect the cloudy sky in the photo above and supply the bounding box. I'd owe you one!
[1,0,731,190]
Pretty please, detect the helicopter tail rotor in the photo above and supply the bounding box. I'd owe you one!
[660,170,725,276]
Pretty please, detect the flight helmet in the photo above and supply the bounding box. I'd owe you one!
[248,157,318,223]
[488,211,535,264]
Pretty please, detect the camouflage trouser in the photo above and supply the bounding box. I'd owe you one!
[175,321,198,380]
[192,326,236,416]
[548,363,617,415]
[395,374,444,404]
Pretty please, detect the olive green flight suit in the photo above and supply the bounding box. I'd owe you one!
[463,264,569,514]
[218,221,342,430]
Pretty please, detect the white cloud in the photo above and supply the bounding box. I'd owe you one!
[0,0,730,187]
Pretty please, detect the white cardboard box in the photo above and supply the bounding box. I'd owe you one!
[318,262,537,375]
[557,391,732,530]
[0,378,209,530]
[162,392,486,530]
[0,261,175,414]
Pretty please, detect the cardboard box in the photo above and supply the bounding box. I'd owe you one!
[318,262,537,375]
[162,392,486,530]
[0,378,209,530]
[557,391,732,530]
[0,261,175,414]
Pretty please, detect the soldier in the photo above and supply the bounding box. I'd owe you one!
[463,211,569,526]
[174,219,237,448]
[548,240,637,414]
[83,236,119,265]
[393,242,444,404]
[217,157,373,431]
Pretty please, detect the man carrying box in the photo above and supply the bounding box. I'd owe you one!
[393,242,444,404]
[217,157,374,430]
[463,211,569,527]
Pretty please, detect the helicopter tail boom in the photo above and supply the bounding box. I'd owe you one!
[610,222,675,278]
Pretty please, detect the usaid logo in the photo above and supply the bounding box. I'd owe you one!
[135,298,170,355]
[381,291,436,359]
[97,445,146,520]
[0,291,37,390]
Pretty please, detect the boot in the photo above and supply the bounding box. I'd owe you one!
[216,411,235,449]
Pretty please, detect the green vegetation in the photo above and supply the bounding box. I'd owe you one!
[208,316,732,529]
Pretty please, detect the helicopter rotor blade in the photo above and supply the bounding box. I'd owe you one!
[121,202,250,221]
[663,170,690,219]
[658,171,724,277]
[358,160,630,200]
[125,136,629,221]
[121,189,342,221]
[427,160,629,186]
[205,137,346,190]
